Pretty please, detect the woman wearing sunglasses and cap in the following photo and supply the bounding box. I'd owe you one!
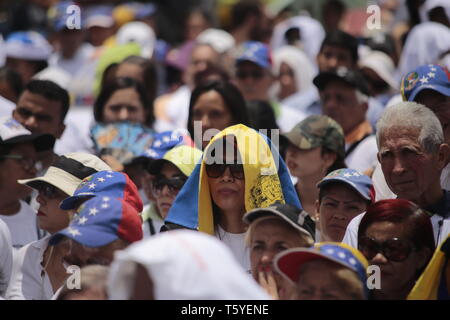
[164,124,301,271]
[144,145,202,235]
[357,199,435,300]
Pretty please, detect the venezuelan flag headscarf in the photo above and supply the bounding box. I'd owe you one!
[407,234,450,300]
[165,124,301,235]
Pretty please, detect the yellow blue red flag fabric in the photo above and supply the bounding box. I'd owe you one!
[407,234,450,300]
[164,124,301,235]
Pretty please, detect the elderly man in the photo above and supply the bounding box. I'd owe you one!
[313,67,378,173]
[372,64,450,200]
[343,102,450,247]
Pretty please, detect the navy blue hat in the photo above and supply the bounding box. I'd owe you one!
[401,64,450,101]
[317,168,373,201]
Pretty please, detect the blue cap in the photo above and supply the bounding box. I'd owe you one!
[401,64,450,101]
[51,1,85,31]
[236,41,272,69]
[275,242,369,296]
[140,130,193,159]
[50,197,143,247]
[59,171,143,213]
[5,31,52,60]
[317,168,372,201]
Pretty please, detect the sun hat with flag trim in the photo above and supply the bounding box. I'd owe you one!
[18,153,111,196]
[0,116,54,152]
[243,202,315,241]
[317,168,373,201]
[400,64,450,102]
[59,170,143,213]
[50,196,143,247]
[274,242,369,288]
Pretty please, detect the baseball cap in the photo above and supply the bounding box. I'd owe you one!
[49,196,143,247]
[140,130,194,160]
[0,116,54,152]
[274,242,369,286]
[116,21,156,59]
[236,41,272,69]
[18,153,111,196]
[313,67,370,96]
[49,0,84,31]
[5,31,52,61]
[243,203,315,241]
[85,5,115,29]
[147,145,202,177]
[317,168,373,201]
[360,50,398,90]
[400,64,450,101]
[59,170,143,213]
[197,28,235,54]
[283,115,345,158]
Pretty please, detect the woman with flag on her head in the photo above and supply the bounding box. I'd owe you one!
[163,124,302,271]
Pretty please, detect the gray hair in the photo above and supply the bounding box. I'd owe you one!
[376,101,444,154]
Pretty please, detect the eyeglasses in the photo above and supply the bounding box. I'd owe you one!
[36,184,60,199]
[205,163,244,180]
[236,70,265,80]
[0,154,40,172]
[151,177,187,197]
[358,237,413,262]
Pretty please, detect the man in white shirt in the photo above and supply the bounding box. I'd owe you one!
[343,102,450,248]
[0,116,54,248]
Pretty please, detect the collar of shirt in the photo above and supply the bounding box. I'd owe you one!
[345,120,373,145]
[425,190,450,218]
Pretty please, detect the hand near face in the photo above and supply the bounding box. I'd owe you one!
[257,265,279,300]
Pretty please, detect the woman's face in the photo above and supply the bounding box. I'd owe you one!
[103,88,146,124]
[250,218,307,298]
[192,90,233,149]
[36,183,71,234]
[317,184,368,242]
[359,221,430,296]
[153,163,186,219]
[278,62,297,98]
[207,163,245,216]
[285,145,335,179]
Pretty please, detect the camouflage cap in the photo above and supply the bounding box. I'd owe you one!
[283,115,345,158]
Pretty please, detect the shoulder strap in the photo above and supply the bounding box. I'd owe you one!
[345,133,371,157]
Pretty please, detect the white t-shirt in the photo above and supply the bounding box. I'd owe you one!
[0,219,12,297]
[342,212,450,249]
[48,43,95,75]
[0,201,39,249]
[6,236,53,300]
[215,225,251,274]
[345,135,378,173]
[277,103,308,133]
[165,85,191,131]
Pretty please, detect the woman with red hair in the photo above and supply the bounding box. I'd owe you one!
[357,199,435,300]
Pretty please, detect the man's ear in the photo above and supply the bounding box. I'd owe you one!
[437,143,450,170]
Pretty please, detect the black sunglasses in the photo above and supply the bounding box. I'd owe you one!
[152,177,187,197]
[358,237,413,262]
[236,70,265,80]
[205,163,244,180]
[36,184,59,199]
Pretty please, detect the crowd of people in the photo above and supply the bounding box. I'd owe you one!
[0,0,449,300]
